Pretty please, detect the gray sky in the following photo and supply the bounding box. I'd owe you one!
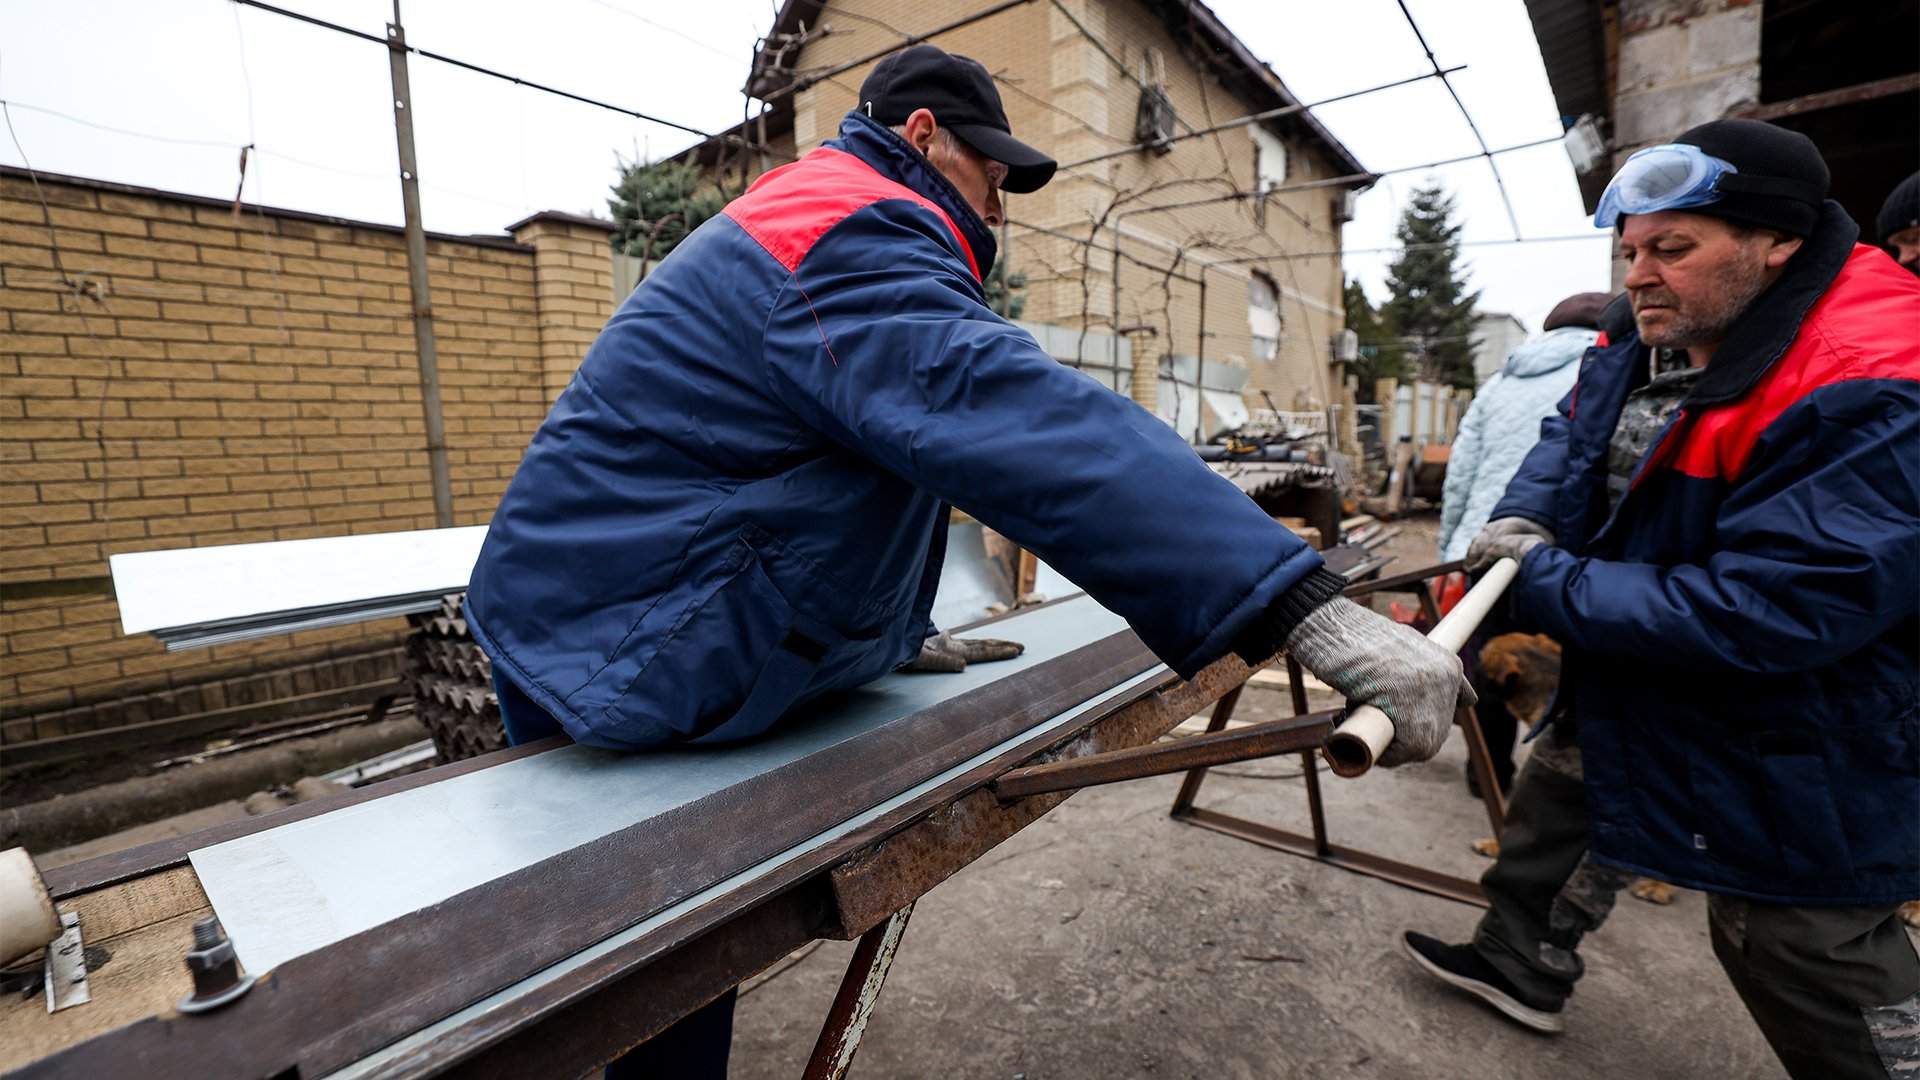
[0,0,1611,330]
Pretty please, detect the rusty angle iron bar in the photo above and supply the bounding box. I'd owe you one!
[990,707,1343,800]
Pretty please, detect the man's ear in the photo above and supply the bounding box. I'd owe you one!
[1764,231,1804,269]
[901,108,938,155]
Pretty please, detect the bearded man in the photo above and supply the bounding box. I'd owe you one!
[1401,119,1920,1080]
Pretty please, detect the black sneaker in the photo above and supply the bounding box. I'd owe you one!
[1402,931,1566,1034]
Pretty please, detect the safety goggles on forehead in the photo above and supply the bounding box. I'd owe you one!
[1593,143,1818,228]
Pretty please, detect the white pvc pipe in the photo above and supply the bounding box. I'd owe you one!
[0,847,60,967]
[1323,558,1520,778]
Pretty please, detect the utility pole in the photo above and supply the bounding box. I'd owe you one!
[386,1,455,528]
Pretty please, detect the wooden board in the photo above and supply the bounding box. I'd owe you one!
[0,866,208,1072]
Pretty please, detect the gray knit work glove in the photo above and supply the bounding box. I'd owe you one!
[1284,597,1476,767]
[1465,517,1554,572]
[901,631,1025,673]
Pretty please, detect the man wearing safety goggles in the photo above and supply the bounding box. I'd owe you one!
[1403,119,1919,1078]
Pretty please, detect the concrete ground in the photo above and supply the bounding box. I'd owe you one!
[731,686,1788,1079]
[732,514,1792,1078]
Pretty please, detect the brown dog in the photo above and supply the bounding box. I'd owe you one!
[1477,632,1562,728]
[1473,632,1675,905]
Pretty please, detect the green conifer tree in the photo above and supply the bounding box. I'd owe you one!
[607,158,731,263]
[1343,277,1403,401]
[1381,183,1481,389]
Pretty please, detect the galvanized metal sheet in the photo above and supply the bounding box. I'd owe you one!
[192,595,1131,976]
[323,661,1165,1080]
[930,519,1010,630]
[111,526,487,635]
[1031,558,1079,603]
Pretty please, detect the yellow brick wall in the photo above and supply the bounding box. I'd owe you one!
[781,0,1353,412]
[1,172,613,726]
[511,216,617,399]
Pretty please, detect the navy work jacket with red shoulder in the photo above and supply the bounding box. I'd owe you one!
[464,113,1327,751]
[1494,204,1920,905]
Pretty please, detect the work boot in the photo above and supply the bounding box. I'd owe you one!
[1402,931,1566,1034]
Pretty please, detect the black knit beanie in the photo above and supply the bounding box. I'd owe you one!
[1673,119,1828,237]
[1878,172,1920,244]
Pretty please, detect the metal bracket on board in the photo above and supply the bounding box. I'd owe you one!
[45,913,90,1014]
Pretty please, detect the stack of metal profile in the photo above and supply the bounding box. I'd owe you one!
[109,526,489,651]
[403,593,507,762]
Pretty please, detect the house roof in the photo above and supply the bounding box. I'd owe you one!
[1152,0,1366,177]
[1521,0,1612,208]
[726,0,1366,177]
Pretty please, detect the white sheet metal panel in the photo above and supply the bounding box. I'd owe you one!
[1201,387,1251,435]
[931,519,1011,630]
[111,526,487,635]
[1031,559,1079,603]
[193,595,1131,976]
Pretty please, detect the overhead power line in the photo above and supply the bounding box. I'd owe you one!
[231,0,732,143]
[759,0,1036,103]
[0,98,534,212]
[1216,232,1610,265]
[1056,66,1467,173]
[573,0,741,62]
[1045,0,1197,137]
[1394,0,1523,240]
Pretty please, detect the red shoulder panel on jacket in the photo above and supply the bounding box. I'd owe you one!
[721,147,980,281]
[1661,244,1920,482]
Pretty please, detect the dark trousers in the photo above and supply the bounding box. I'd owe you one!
[1472,722,1920,1078]
[495,674,740,1080]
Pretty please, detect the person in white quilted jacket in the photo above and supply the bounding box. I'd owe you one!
[1438,293,1615,562]
[1437,292,1615,797]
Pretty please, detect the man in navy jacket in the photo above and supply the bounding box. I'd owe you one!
[469,47,1470,1076]
[1404,121,1918,1079]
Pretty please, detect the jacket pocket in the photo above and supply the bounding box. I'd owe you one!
[738,523,894,642]
[606,536,839,745]
[1685,739,1789,880]
[1752,732,1852,881]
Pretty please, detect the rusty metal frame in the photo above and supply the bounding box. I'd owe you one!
[802,902,915,1080]
[1169,565,1509,908]
[989,707,1341,799]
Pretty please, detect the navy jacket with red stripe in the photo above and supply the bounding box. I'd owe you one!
[1494,204,1920,905]
[465,113,1328,750]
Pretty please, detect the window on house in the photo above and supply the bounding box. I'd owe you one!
[1248,272,1281,362]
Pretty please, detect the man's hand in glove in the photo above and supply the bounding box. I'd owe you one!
[1465,517,1554,572]
[1284,598,1475,767]
[901,631,1025,673]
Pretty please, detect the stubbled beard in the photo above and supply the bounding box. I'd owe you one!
[1633,254,1771,349]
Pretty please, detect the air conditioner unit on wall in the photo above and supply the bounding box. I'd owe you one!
[1564,114,1607,175]
[1134,49,1176,155]
[1334,188,1360,225]
[1332,328,1359,363]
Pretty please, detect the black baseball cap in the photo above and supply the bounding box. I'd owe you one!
[858,45,1057,194]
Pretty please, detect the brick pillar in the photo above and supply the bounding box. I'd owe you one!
[509,213,617,402]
